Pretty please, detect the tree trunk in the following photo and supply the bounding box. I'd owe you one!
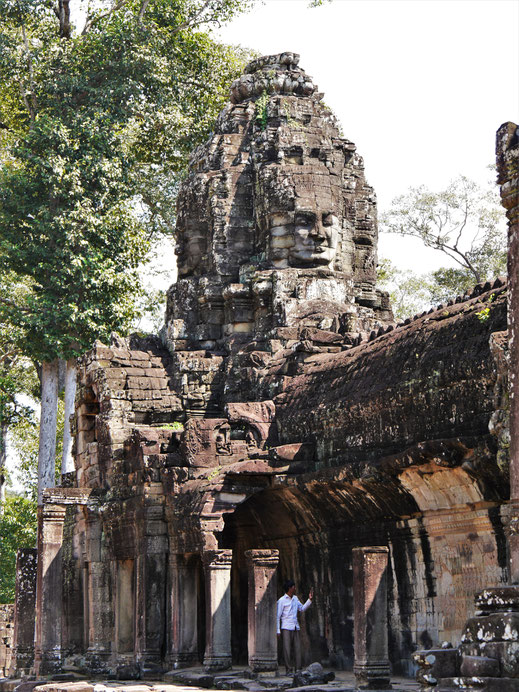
[38,360,59,505]
[61,358,77,479]
[0,419,7,517]
[58,0,71,39]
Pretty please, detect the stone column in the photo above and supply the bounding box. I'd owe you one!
[168,553,199,668]
[202,549,232,671]
[496,122,519,582]
[353,546,391,690]
[245,549,279,672]
[135,546,167,666]
[10,548,37,676]
[84,510,112,671]
[34,503,67,675]
[114,559,135,656]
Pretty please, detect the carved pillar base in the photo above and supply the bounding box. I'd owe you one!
[245,549,279,672]
[203,550,232,671]
[353,547,391,690]
[84,648,112,674]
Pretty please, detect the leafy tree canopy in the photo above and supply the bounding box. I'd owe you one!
[0,0,254,362]
[379,174,507,320]
[0,271,38,480]
[0,492,37,602]
[380,174,506,285]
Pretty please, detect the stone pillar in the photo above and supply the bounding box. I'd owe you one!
[245,549,279,673]
[34,503,66,675]
[114,559,135,656]
[135,547,167,666]
[497,122,519,583]
[353,546,391,690]
[10,548,37,676]
[202,549,232,671]
[168,553,199,668]
[84,510,112,671]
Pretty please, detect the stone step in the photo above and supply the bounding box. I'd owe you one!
[289,686,355,692]
[253,677,292,689]
[437,677,519,691]
[213,677,260,690]
[0,680,22,692]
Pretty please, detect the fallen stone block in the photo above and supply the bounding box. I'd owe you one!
[34,684,95,692]
[13,681,47,692]
[163,671,215,689]
[292,663,335,688]
[1,681,24,692]
[460,655,500,677]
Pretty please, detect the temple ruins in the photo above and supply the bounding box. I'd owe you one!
[2,53,519,691]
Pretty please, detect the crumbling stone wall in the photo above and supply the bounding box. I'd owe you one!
[0,604,14,677]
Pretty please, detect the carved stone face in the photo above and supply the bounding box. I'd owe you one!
[176,223,207,277]
[291,206,340,266]
[267,207,340,268]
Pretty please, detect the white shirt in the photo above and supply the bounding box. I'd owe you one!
[277,593,312,633]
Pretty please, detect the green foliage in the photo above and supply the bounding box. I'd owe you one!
[160,421,184,431]
[426,266,481,305]
[0,493,37,603]
[475,293,495,323]
[0,0,255,361]
[255,90,269,130]
[377,259,435,320]
[476,306,490,322]
[0,271,38,482]
[380,175,507,284]
[379,254,502,321]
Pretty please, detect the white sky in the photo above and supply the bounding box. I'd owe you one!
[216,0,519,271]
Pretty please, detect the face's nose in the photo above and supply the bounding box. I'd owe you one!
[309,214,327,239]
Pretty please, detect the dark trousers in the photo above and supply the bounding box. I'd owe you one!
[281,628,301,673]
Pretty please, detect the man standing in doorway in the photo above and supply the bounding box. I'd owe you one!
[277,579,313,675]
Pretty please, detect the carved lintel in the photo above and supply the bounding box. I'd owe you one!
[202,549,232,570]
[42,487,93,505]
[40,504,67,523]
[245,549,279,568]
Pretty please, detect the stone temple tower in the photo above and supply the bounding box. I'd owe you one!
[164,52,392,364]
[15,52,511,684]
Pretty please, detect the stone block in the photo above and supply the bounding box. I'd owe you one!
[463,613,519,643]
[437,679,519,691]
[460,655,500,677]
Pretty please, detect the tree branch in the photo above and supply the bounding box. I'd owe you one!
[82,0,129,34]
[138,0,152,25]
[171,0,213,35]
[19,23,38,120]
[0,296,32,313]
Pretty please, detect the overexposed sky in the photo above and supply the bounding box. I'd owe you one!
[216,0,519,270]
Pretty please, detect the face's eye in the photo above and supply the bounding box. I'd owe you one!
[295,212,315,226]
[322,213,334,226]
